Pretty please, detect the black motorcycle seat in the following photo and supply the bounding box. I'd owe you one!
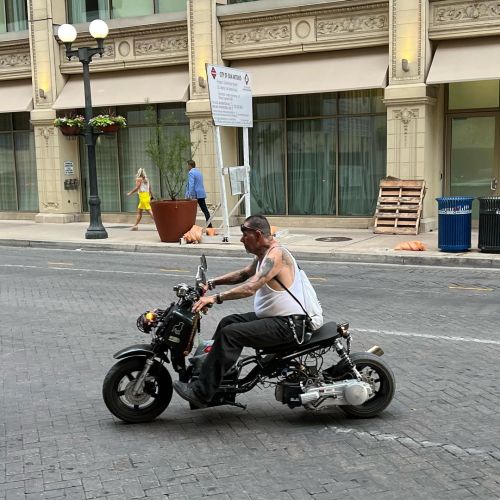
[257,321,339,355]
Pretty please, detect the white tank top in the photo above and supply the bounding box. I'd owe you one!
[138,179,149,192]
[254,247,305,318]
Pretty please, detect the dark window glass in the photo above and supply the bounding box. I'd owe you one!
[0,113,38,211]
[253,96,283,120]
[339,89,385,114]
[67,0,108,23]
[13,113,30,131]
[286,93,336,118]
[157,0,186,13]
[0,114,12,132]
[158,103,188,124]
[111,0,153,19]
[116,105,149,126]
[67,0,186,22]
[0,0,28,32]
[249,91,386,217]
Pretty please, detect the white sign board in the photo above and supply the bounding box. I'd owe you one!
[64,161,74,175]
[206,64,253,128]
[228,166,248,196]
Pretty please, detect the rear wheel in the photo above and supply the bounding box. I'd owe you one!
[103,357,173,423]
[339,353,395,418]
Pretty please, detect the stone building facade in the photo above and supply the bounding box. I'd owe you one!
[1,0,499,229]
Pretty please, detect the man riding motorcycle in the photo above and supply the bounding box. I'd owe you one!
[173,214,313,408]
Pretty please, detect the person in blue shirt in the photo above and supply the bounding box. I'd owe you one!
[185,160,212,228]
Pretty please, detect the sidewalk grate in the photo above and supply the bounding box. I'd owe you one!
[315,237,352,242]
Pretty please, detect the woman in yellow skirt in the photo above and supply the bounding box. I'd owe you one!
[127,168,155,230]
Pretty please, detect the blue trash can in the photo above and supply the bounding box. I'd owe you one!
[436,197,474,252]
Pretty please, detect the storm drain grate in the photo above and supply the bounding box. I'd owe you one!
[315,236,352,242]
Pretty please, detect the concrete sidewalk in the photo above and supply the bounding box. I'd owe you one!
[1,219,499,268]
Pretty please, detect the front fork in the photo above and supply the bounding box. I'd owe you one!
[333,337,362,381]
[132,357,154,395]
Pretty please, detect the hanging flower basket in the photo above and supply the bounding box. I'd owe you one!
[54,115,85,136]
[89,114,127,134]
[59,125,83,136]
[94,123,120,134]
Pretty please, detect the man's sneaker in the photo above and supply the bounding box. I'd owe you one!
[173,381,208,409]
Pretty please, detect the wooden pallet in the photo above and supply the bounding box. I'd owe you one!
[374,179,425,235]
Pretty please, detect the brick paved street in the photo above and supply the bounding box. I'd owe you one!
[1,247,499,499]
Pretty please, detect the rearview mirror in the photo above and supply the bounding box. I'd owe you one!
[200,254,207,270]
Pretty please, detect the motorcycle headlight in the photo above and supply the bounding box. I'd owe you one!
[137,310,158,334]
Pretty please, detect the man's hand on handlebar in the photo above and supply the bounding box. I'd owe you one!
[192,295,216,313]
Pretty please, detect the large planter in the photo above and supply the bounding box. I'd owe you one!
[59,125,82,136]
[95,123,120,134]
[151,199,198,243]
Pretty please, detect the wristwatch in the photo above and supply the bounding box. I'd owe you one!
[207,279,216,290]
[215,293,224,304]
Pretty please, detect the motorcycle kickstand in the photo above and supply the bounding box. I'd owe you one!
[223,400,247,410]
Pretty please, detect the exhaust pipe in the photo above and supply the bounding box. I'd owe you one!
[367,345,384,357]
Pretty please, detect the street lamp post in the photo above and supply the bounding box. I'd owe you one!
[57,20,109,239]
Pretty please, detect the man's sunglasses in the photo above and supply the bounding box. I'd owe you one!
[240,224,260,234]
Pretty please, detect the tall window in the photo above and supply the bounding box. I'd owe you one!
[248,90,386,216]
[80,104,189,212]
[67,0,186,23]
[0,113,38,212]
[0,0,28,32]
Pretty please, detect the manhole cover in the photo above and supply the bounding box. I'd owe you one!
[315,236,352,242]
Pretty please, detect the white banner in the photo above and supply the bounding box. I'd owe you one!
[206,64,253,128]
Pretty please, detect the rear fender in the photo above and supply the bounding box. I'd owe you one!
[113,343,169,364]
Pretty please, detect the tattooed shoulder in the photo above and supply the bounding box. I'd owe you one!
[259,257,275,277]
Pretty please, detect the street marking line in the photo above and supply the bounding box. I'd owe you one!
[48,262,74,266]
[448,284,494,292]
[160,268,189,273]
[1,263,193,279]
[309,277,327,281]
[355,328,500,346]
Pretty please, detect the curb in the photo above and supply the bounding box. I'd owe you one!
[1,238,500,269]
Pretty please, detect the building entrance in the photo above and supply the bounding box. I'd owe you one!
[448,115,500,219]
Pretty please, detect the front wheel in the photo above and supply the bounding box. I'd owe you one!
[102,357,173,423]
[339,353,396,418]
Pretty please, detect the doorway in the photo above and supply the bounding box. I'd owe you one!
[447,114,500,220]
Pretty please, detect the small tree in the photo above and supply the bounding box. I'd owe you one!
[144,105,194,200]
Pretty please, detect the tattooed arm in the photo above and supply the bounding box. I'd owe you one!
[210,257,258,287]
[192,248,283,312]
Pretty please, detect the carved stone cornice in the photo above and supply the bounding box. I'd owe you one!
[225,24,290,46]
[59,25,188,74]
[221,3,388,59]
[429,0,500,39]
[317,13,387,37]
[135,34,188,56]
[0,52,31,68]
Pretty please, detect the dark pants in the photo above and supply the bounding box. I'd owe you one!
[197,198,212,228]
[193,312,299,401]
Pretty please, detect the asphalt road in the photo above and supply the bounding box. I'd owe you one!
[1,246,499,499]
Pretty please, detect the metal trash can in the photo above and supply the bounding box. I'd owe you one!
[436,197,474,252]
[478,196,500,253]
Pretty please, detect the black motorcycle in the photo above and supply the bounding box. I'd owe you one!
[102,256,396,423]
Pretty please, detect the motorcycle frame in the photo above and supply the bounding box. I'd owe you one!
[113,331,348,398]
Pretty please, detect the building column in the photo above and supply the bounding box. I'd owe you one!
[29,0,83,223]
[385,0,441,231]
[186,0,238,223]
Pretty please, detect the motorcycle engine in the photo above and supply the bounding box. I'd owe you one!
[275,364,373,411]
